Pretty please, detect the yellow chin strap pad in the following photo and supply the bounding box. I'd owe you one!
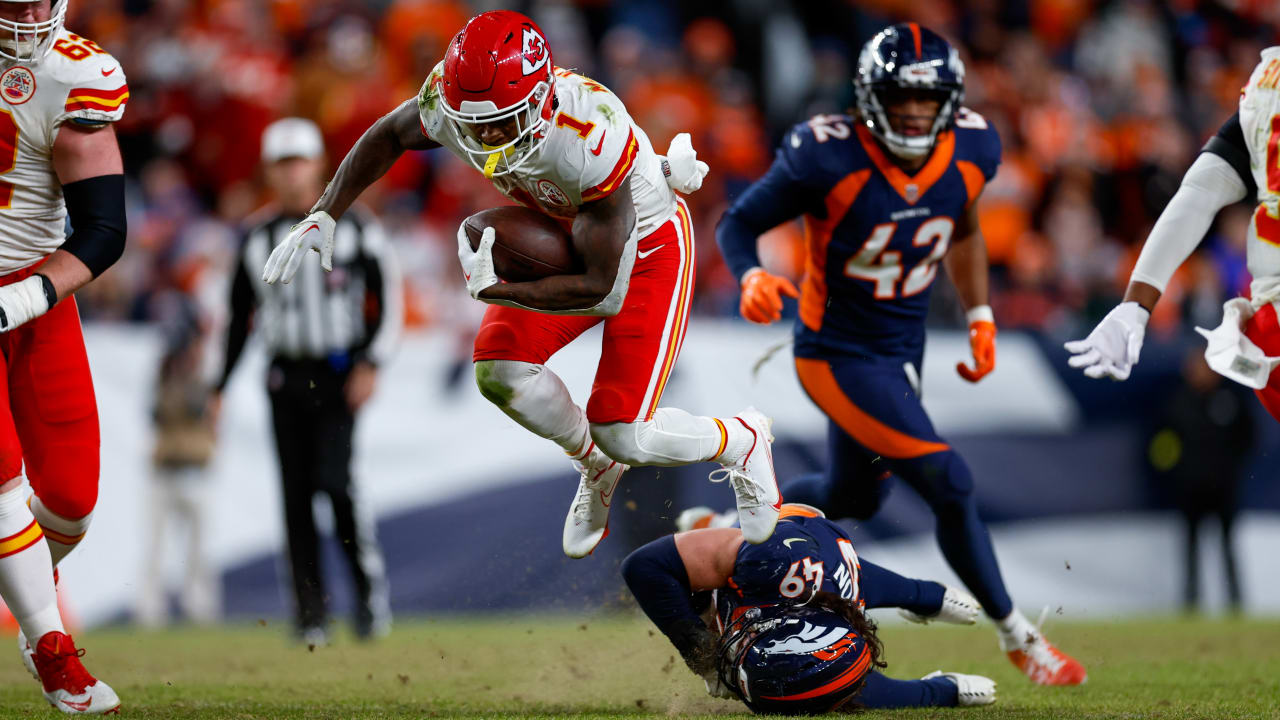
[483,151,501,178]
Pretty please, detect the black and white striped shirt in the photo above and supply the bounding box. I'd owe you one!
[217,207,402,388]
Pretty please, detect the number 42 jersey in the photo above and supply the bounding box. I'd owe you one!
[0,29,128,274]
[719,112,1001,359]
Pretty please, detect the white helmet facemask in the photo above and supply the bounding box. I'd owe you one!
[439,79,553,179]
[0,0,67,64]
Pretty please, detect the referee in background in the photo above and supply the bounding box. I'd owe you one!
[214,118,402,645]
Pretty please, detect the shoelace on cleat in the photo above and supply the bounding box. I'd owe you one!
[1021,606,1066,675]
[569,463,615,521]
[36,639,94,695]
[708,468,764,509]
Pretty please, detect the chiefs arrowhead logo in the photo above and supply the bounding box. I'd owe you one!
[521,26,548,77]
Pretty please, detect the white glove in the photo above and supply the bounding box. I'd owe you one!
[661,132,710,194]
[1064,301,1150,380]
[0,275,51,333]
[1195,297,1280,389]
[702,670,734,699]
[262,211,336,285]
[456,222,500,300]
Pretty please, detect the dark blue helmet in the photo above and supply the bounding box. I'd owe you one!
[854,23,965,160]
[717,604,875,715]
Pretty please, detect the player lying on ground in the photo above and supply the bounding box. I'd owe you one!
[713,22,1085,685]
[259,11,782,556]
[0,0,127,714]
[1067,47,1280,420]
[623,503,996,713]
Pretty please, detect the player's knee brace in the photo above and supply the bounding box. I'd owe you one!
[473,359,539,408]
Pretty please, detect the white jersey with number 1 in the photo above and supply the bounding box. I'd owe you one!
[418,63,677,240]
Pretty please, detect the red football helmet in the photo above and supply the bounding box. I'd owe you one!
[438,11,556,177]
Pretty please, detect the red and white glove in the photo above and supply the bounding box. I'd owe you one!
[738,267,798,325]
[262,210,336,284]
[956,305,996,383]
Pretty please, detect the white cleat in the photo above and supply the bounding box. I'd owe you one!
[674,506,739,533]
[709,407,780,544]
[32,632,121,714]
[900,586,982,625]
[562,455,628,558]
[923,670,997,706]
[16,627,37,680]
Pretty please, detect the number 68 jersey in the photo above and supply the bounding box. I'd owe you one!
[0,29,127,275]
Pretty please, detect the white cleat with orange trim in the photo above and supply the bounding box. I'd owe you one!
[31,632,120,714]
[562,448,628,559]
[674,506,738,533]
[1001,628,1087,686]
[709,407,780,544]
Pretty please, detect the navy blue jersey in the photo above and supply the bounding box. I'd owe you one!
[716,512,863,628]
[717,112,1001,359]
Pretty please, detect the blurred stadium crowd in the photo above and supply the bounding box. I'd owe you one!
[68,0,1280,344]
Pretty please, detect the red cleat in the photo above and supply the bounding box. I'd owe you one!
[31,632,120,714]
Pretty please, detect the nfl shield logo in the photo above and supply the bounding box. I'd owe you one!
[905,183,919,203]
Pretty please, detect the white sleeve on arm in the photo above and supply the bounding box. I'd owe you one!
[1129,152,1249,293]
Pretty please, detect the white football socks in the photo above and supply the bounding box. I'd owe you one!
[0,483,64,642]
[588,408,753,467]
[996,608,1038,651]
[30,495,91,567]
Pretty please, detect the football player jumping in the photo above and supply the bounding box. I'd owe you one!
[261,10,782,555]
[0,0,128,714]
[715,24,1085,685]
[1067,47,1280,419]
[623,503,997,713]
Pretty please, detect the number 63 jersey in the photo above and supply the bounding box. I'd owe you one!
[725,111,1000,359]
[0,29,127,275]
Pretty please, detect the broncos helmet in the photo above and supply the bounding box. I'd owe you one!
[853,22,965,160]
[717,605,874,715]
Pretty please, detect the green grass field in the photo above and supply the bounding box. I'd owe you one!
[0,615,1276,719]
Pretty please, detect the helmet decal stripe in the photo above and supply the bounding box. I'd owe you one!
[909,22,922,58]
[757,644,872,701]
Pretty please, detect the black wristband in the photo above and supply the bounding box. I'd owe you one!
[34,273,57,307]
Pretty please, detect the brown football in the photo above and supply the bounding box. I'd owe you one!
[463,206,581,283]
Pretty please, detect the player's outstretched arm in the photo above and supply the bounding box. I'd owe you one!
[470,176,638,314]
[263,99,438,284]
[0,124,126,333]
[621,529,742,695]
[945,201,996,383]
[1065,151,1248,380]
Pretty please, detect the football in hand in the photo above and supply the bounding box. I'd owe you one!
[464,206,581,283]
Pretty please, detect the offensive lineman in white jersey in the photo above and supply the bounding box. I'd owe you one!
[262,10,782,556]
[0,0,128,714]
[1066,48,1280,420]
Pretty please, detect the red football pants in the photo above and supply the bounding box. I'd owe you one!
[0,262,99,519]
[1245,300,1280,422]
[473,199,695,424]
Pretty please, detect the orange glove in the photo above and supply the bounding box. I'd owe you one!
[956,307,996,383]
[739,268,799,325]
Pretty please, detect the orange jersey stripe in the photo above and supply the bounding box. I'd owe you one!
[854,124,953,205]
[643,202,695,419]
[581,130,638,201]
[795,357,950,458]
[955,160,985,206]
[0,519,43,559]
[799,169,871,332]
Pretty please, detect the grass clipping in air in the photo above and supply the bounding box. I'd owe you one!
[0,615,1276,718]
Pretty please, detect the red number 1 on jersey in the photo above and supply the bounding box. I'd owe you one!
[0,110,18,210]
